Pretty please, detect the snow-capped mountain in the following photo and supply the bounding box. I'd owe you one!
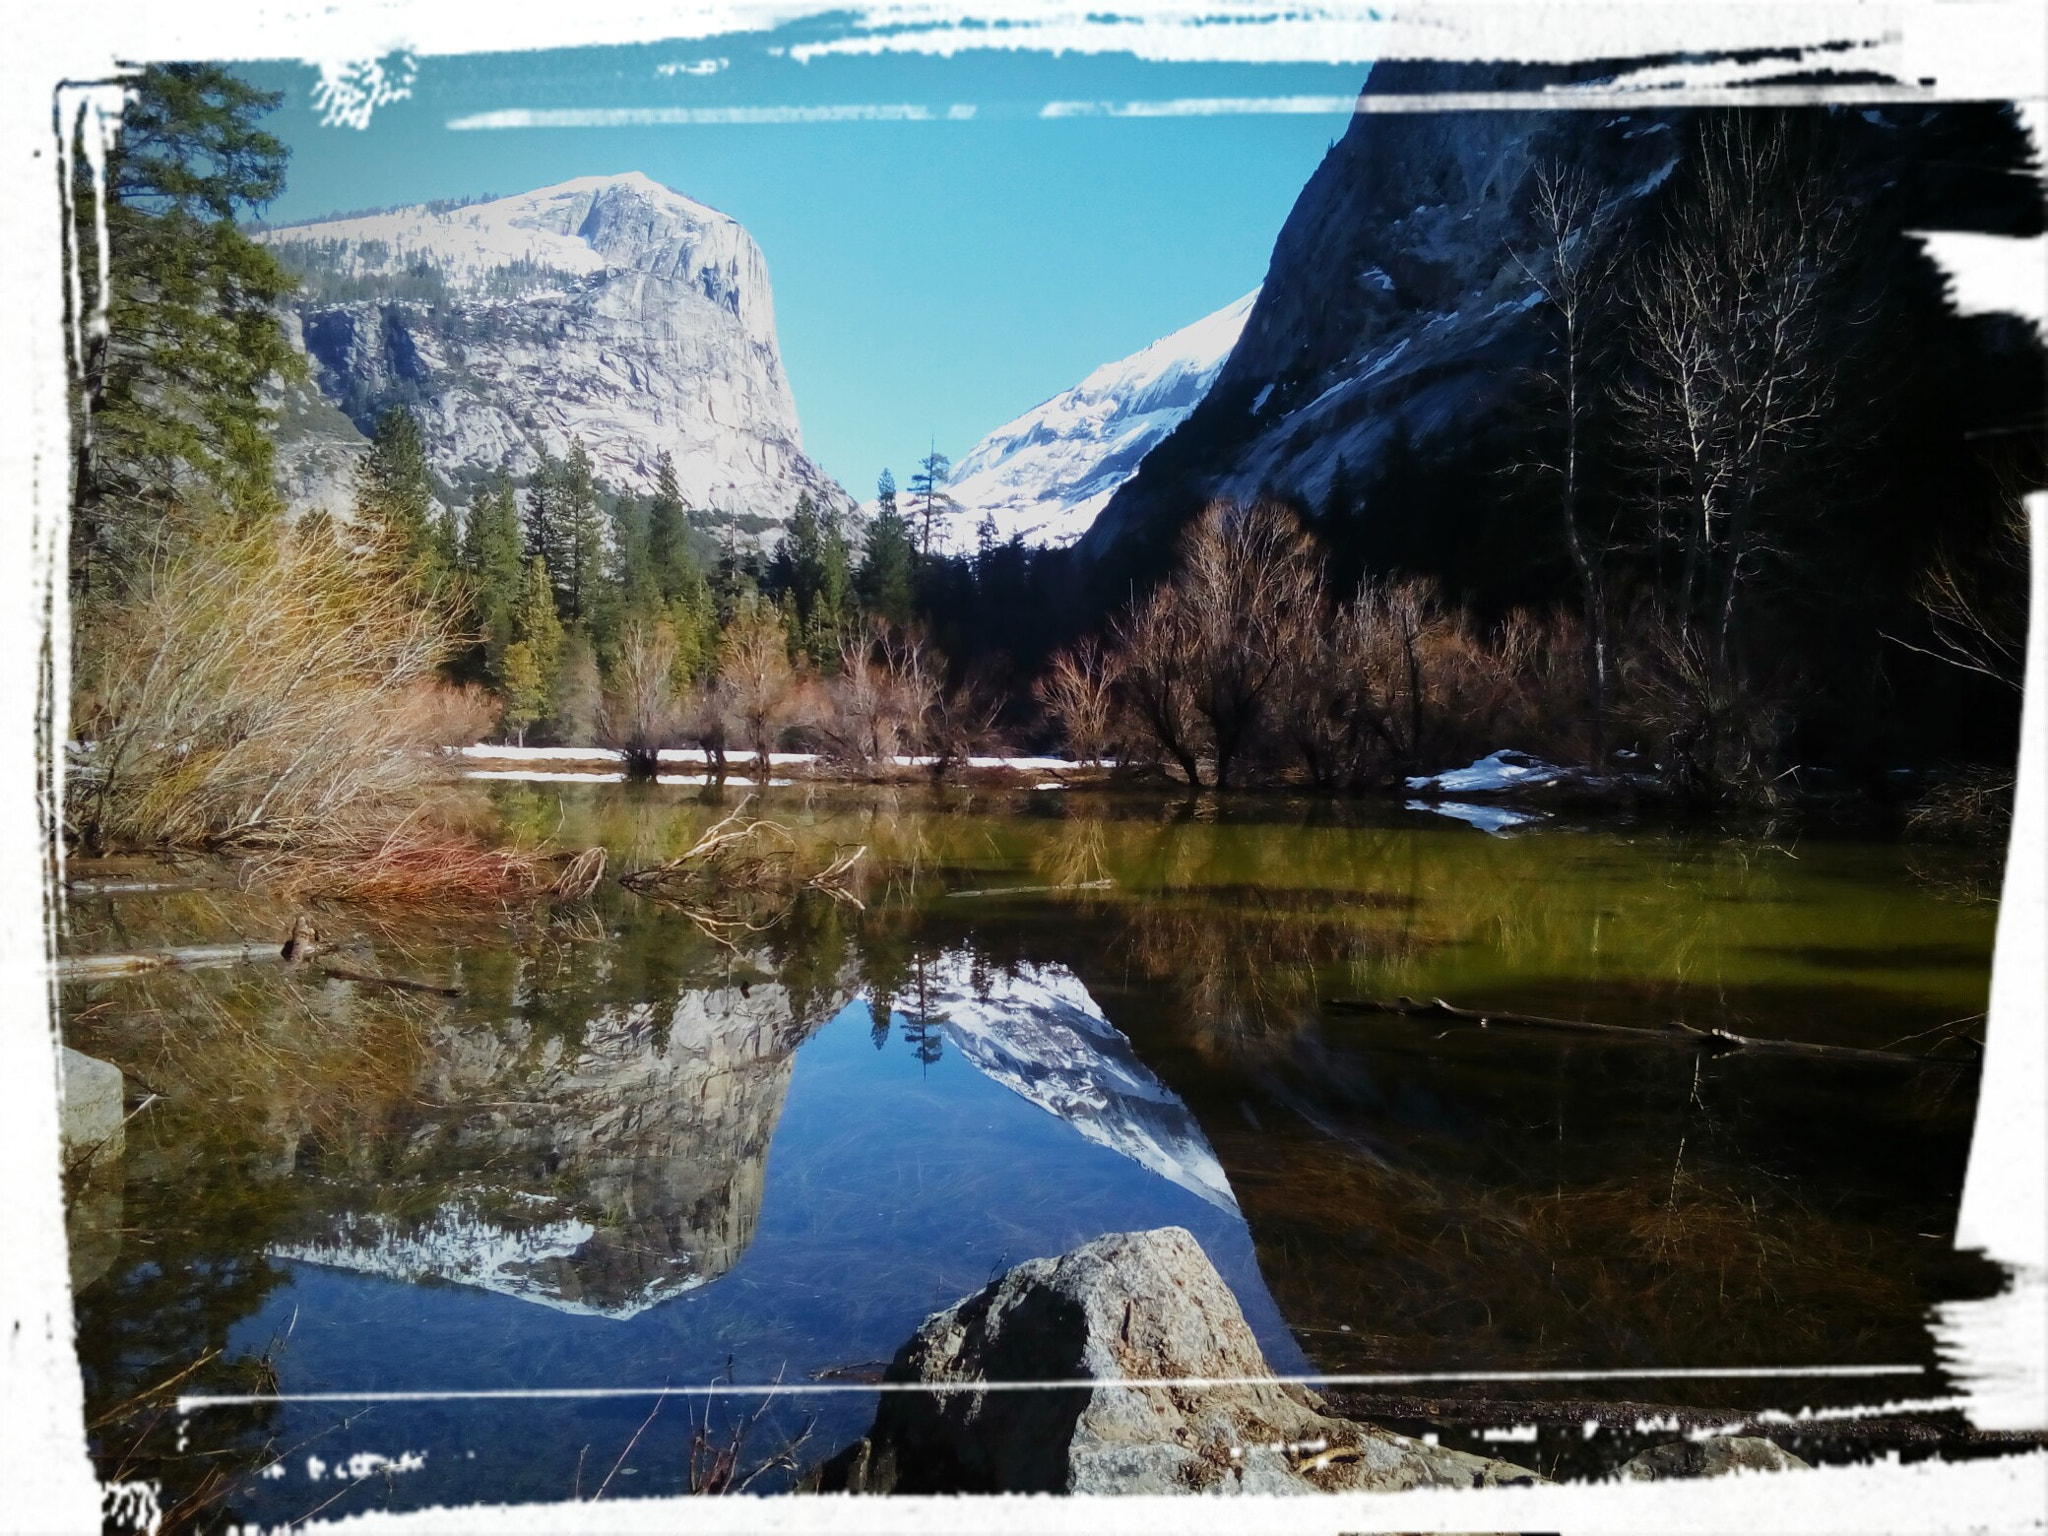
[259,173,851,525]
[928,290,1258,553]
[902,953,1238,1212]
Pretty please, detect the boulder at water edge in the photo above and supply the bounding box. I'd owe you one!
[1617,1436,1810,1480]
[813,1225,1541,1496]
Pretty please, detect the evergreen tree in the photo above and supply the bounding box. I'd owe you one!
[908,448,953,556]
[610,489,661,620]
[499,642,546,746]
[460,473,526,675]
[67,64,301,596]
[512,556,565,696]
[556,439,606,626]
[875,467,898,521]
[523,450,561,575]
[355,408,452,591]
[857,502,918,629]
[646,451,693,601]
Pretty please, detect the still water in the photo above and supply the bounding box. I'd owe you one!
[60,785,2004,1521]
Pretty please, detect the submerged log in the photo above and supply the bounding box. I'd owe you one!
[57,942,293,980]
[1321,994,1971,1067]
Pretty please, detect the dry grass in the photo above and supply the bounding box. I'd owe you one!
[69,516,463,855]
[252,818,550,910]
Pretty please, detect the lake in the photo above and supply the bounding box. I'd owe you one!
[59,783,2007,1521]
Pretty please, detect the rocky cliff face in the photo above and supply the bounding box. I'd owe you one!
[259,173,851,524]
[271,971,847,1318]
[937,291,1257,552]
[1082,62,1682,561]
[1082,63,2043,567]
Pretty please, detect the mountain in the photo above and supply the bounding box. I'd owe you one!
[1081,62,2046,577]
[907,952,1239,1212]
[270,973,845,1319]
[258,173,852,528]
[929,291,1258,553]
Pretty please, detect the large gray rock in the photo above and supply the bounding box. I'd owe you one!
[1617,1436,1809,1480]
[60,1046,125,1161]
[816,1226,1540,1495]
[257,174,852,535]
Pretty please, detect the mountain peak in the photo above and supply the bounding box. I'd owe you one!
[261,176,849,525]
[935,289,1258,552]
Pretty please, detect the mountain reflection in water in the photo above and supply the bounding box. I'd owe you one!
[59,786,2005,1518]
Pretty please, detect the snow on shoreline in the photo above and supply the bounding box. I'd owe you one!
[1406,749,1569,796]
[458,744,1089,775]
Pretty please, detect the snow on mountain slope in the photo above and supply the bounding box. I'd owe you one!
[260,173,850,524]
[904,952,1238,1211]
[930,290,1258,553]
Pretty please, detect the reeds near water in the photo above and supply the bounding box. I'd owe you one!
[68,517,472,858]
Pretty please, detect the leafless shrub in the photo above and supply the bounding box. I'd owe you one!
[1906,765,2016,842]
[1613,613,1787,804]
[1111,499,1321,787]
[598,618,683,777]
[1033,636,1124,767]
[716,596,803,775]
[69,516,459,854]
[818,624,938,770]
[924,660,1009,778]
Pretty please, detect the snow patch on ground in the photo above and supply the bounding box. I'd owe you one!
[1407,749,1569,795]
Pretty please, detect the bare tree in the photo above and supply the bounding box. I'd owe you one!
[1515,161,1620,762]
[823,622,940,768]
[1033,636,1124,767]
[1113,579,1206,786]
[716,596,800,777]
[1891,491,2031,693]
[1616,114,1849,683]
[1177,501,1324,788]
[599,618,681,778]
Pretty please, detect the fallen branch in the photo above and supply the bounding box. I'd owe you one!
[945,878,1115,900]
[58,942,292,981]
[551,846,608,901]
[1321,995,1969,1067]
[318,964,462,997]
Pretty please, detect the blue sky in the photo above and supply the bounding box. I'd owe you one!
[234,25,1368,498]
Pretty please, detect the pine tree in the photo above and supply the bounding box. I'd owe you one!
[557,439,606,626]
[461,474,526,675]
[908,448,953,556]
[857,503,918,629]
[524,450,561,577]
[646,451,693,601]
[875,467,898,522]
[356,408,452,592]
[512,556,565,694]
[67,63,301,596]
[499,642,546,747]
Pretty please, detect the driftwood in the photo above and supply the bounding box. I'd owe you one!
[945,878,1115,900]
[1321,994,1972,1068]
[58,942,294,981]
[61,914,459,996]
[550,846,608,901]
[619,796,868,913]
